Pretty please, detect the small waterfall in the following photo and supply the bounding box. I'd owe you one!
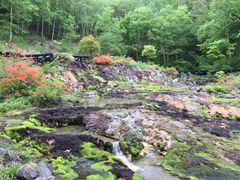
[112,141,142,172]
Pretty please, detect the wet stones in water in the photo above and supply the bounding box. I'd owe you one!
[73,160,108,179]
[110,160,134,180]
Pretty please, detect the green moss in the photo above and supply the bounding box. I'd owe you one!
[5,118,51,141]
[226,139,240,150]
[18,140,48,154]
[196,106,210,118]
[51,157,78,180]
[133,173,143,180]
[130,147,141,157]
[163,140,240,179]
[196,152,240,172]
[90,161,115,179]
[120,136,144,159]
[119,140,128,151]
[204,84,226,93]
[163,141,190,178]
[81,143,117,180]
[210,98,240,106]
[104,142,113,152]
[81,143,115,162]
[91,161,112,172]
[87,175,105,180]
[137,84,182,92]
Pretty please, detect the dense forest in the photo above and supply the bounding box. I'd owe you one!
[0,0,240,70]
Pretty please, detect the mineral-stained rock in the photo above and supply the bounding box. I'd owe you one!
[210,104,240,119]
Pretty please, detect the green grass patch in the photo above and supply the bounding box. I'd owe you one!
[196,152,240,172]
[0,163,20,180]
[203,84,226,93]
[210,98,240,106]
[137,84,183,92]
[0,97,32,115]
[132,61,161,70]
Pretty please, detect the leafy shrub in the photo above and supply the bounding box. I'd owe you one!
[0,61,40,98]
[162,67,179,77]
[93,55,112,65]
[41,60,62,77]
[0,42,5,52]
[0,57,8,78]
[31,79,65,106]
[77,35,100,57]
[211,98,240,106]
[222,74,240,94]
[204,84,226,93]
[112,56,136,65]
[215,71,225,83]
[133,61,160,70]
[141,45,157,62]
[56,53,75,63]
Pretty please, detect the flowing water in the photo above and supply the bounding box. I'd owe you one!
[112,141,142,172]
[112,141,179,180]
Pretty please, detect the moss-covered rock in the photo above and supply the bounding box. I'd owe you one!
[119,135,144,159]
[5,118,51,141]
[51,156,78,180]
[81,142,134,180]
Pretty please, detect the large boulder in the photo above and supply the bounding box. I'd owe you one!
[16,162,54,180]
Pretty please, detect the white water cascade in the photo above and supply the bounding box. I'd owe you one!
[112,141,180,180]
[112,141,142,172]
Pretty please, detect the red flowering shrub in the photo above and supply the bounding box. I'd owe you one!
[93,55,112,65]
[0,61,40,98]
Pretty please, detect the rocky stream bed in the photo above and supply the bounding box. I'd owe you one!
[0,61,240,180]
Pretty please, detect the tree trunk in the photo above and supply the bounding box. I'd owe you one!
[37,17,40,34]
[51,18,56,41]
[21,21,24,34]
[162,47,166,65]
[9,5,13,42]
[57,23,61,39]
[237,43,240,57]
[41,18,44,38]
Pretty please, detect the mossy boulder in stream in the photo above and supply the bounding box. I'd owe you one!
[51,156,78,180]
[82,142,134,180]
[120,135,144,159]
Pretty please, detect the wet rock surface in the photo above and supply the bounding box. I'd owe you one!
[38,134,107,157]
[16,162,53,180]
